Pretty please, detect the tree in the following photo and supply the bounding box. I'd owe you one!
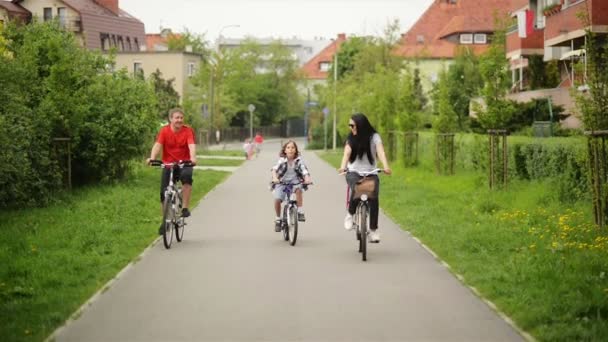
[433,68,458,133]
[474,17,516,129]
[149,69,180,121]
[0,21,157,207]
[166,28,209,57]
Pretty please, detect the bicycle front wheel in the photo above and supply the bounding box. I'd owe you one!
[359,204,368,261]
[282,205,289,241]
[175,218,185,242]
[288,205,298,246]
[162,194,174,249]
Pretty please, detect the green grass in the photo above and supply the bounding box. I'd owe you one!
[200,149,244,157]
[0,166,228,342]
[319,151,608,341]
[198,158,244,167]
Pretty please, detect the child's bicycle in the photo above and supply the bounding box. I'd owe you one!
[271,181,312,246]
[150,159,193,249]
[343,168,383,261]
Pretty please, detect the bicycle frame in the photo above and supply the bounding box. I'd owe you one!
[343,168,382,261]
[150,160,192,249]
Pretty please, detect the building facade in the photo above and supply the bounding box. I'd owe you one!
[9,0,145,51]
[506,0,608,127]
[113,51,202,100]
[395,0,511,92]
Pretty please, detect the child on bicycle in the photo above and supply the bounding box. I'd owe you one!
[271,140,312,232]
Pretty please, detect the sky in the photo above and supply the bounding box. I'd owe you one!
[120,0,434,42]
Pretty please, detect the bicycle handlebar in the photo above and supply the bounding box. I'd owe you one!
[149,159,194,168]
[340,168,383,176]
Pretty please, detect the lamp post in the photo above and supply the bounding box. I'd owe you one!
[248,104,255,141]
[332,50,338,150]
[209,24,239,131]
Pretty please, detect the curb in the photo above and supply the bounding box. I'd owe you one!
[381,209,536,342]
[44,177,228,342]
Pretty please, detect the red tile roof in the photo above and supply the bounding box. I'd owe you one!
[300,33,346,80]
[145,32,183,51]
[395,0,510,59]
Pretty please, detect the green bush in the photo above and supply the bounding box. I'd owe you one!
[0,21,157,207]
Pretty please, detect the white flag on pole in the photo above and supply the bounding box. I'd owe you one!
[517,11,527,38]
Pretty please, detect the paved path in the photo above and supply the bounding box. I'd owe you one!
[53,139,525,341]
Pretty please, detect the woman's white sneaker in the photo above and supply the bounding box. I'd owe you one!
[368,230,380,243]
[344,214,354,230]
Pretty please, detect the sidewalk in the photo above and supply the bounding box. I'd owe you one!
[52,138,525,341]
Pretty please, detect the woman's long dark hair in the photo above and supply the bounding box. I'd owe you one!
[347,113,377,164]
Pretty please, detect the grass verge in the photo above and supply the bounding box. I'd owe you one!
[319,151,608,342]
[0,166,228,342]
[198,158,244,167]
[200,149,244,157]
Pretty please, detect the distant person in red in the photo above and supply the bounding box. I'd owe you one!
[147,108,197,232]
[254,132,264,156]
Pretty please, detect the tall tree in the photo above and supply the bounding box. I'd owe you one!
[149,69,180,121]
[474,17,516,129]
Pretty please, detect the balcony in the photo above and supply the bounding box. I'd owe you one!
[506,27,545,58]
[545,0,608,47]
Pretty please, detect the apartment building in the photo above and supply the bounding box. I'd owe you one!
[506,0,608,127]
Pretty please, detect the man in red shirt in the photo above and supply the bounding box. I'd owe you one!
[147,108,197,230]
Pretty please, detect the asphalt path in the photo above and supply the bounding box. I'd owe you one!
[52,138,525,341]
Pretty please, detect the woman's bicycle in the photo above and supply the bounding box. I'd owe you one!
[271,181,312,246]
[344,168,382,261]
[150,159,193,249]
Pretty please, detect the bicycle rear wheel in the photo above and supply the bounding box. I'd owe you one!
[162,194,174,249]
[359,204,368,261]
[288,205,298,246]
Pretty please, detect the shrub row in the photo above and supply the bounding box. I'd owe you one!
[0,22,157,208]
[405,133,590,202]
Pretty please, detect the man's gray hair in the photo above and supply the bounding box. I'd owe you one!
[168,107,184,119]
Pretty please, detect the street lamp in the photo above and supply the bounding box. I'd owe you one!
[332,51,338,150]
[248,104,255,141]
[209,24,240,131]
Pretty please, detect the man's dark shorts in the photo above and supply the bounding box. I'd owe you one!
[160,166,193,202]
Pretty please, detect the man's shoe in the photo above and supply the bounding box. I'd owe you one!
[298,212,306,222]
[368,229,380,243]
[158,223,164,235]
[181,208,191,218]
[274,219,282,232]
[344,214,354,230]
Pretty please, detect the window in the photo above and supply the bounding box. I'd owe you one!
[417,35,425,43]
[460,33,473,44]
[117,36,124,51]
[126,37,132,51]
[319,62,331,72]
[43,8,52,22]
[133,62,144,78]
[134,38,139,51]
[474,33,487,44]
[187,62,196,77]
[57,7,66,28]
[100,33,109,50]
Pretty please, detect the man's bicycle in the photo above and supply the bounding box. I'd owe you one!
[271,181,311,246]
[344,168,382,261]
[150,160,193,249]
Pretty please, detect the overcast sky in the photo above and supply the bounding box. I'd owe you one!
[120,0,434,41]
